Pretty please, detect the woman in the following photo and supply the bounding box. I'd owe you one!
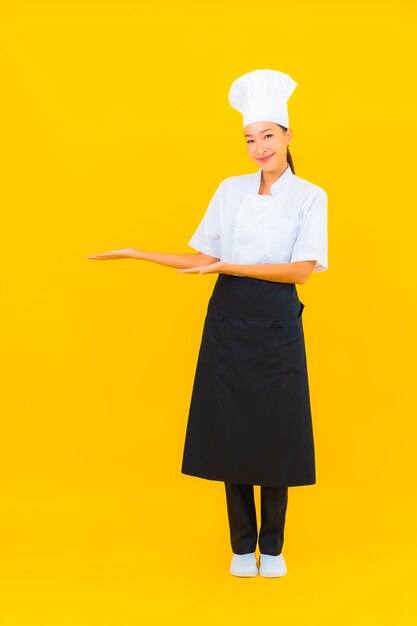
[88,69,328,579]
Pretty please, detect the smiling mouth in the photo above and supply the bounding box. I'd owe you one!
[258,154,274,161]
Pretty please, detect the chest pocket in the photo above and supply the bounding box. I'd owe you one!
[261,216,299,256]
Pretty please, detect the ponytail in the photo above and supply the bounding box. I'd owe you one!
[276,123,295,175]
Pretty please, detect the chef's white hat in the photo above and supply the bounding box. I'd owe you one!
[228,68,297,129]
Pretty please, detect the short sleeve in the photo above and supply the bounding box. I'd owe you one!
[188,180,224,258]
[290,188,328,272]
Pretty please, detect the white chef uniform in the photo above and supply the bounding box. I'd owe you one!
[188,163,328,274]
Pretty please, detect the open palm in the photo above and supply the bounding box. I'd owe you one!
[86,248,135,260]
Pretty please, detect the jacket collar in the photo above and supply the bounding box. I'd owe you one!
[254,162,293,196]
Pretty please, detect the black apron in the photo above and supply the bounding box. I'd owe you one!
[181,273,316,488]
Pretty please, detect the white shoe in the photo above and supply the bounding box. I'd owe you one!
[259,553,287,577]
[229,552,258,577]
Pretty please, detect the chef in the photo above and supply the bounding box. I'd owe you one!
[179,68,328,578]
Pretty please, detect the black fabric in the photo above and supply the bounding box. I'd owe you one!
[181,273,316,487]
[224,482,288,556]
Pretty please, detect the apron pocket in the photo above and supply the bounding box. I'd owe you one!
[229,318,268,365]
[270,318,301,329]
[200,313,232,369]
[266,320,304,381]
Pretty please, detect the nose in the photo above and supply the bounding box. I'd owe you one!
[255,142,267,155]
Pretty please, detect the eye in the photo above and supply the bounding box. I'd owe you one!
[246,134,273,144]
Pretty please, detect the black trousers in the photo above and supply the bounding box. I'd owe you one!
[224,482,288,556]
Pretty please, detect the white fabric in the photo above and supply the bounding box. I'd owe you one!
[188,164,328,274]
[228,69,297,128]
[259,553,287,577]
[230,552,258,577]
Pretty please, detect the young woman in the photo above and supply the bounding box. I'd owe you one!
[87,69,328,579]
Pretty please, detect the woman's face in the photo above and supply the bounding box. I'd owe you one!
[244,121,291,170]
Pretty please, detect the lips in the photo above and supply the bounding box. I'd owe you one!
[258,153,274,162]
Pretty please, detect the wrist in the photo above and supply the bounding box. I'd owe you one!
[219,262,233,274]
[129,248,143,259]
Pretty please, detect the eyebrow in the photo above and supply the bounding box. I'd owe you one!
[244,128,274,137]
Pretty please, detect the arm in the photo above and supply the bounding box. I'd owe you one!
[86,247,220,268]
[131,249,220,270]
[220,260,317,284]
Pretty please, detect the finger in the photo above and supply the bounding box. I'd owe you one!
[88,253,118,259]
[176,267,201,273]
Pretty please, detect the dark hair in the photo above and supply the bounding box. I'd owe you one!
[275,123,295,175]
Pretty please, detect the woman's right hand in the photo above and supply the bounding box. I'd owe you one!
[86,247,139,260]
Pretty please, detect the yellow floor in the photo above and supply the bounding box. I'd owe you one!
[1,482,414,625]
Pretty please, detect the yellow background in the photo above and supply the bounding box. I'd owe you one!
[1,0,416,623]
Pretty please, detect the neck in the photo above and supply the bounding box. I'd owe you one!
[259,161,289,195]
[261,161,289,186]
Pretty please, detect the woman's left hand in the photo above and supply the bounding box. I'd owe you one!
[176,260,225,275]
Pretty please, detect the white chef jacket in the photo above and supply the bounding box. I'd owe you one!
[188,164,328,274]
